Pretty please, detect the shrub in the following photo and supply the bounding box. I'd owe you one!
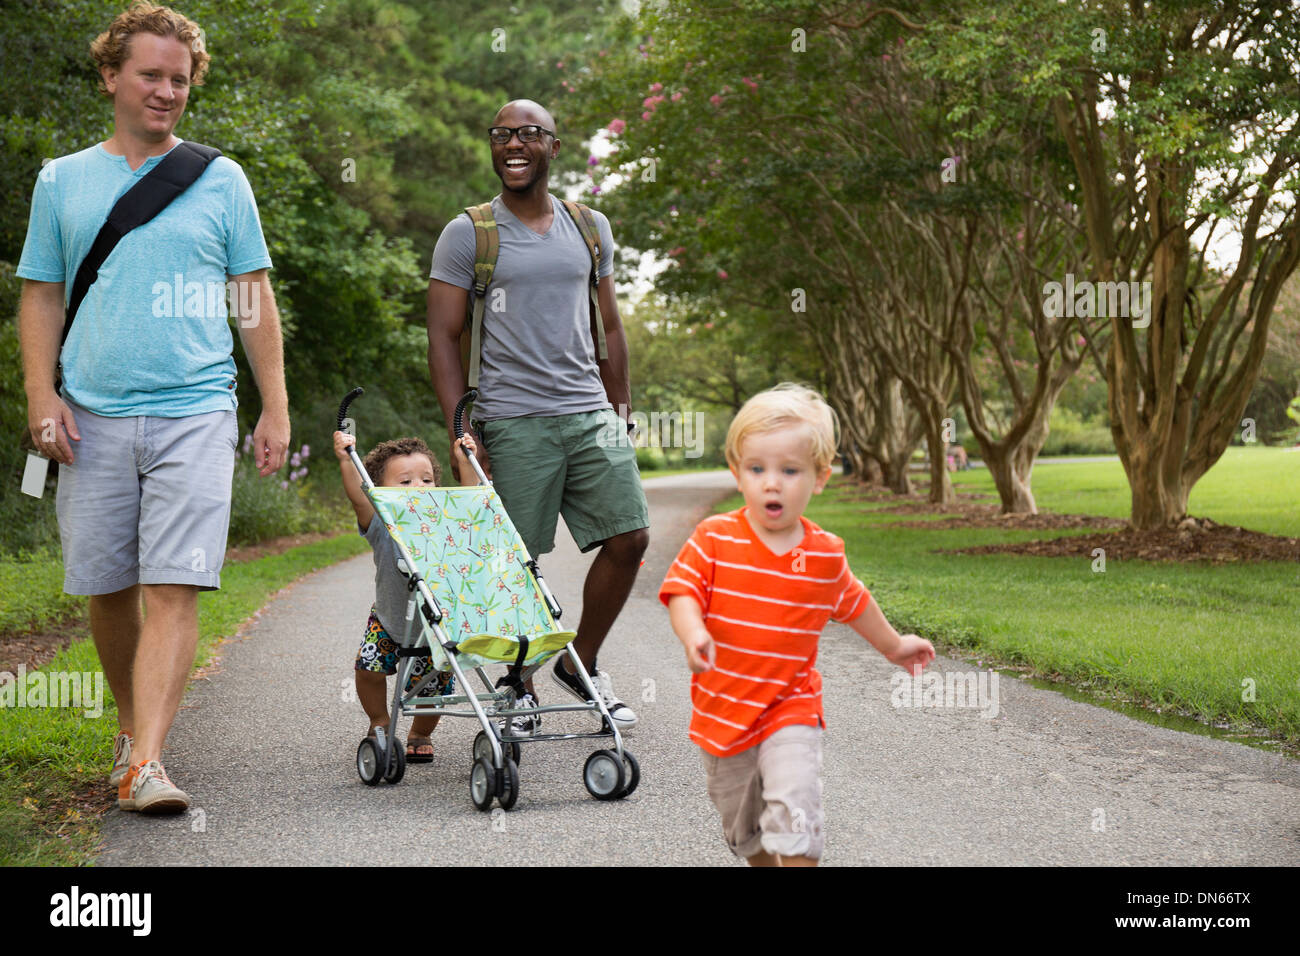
[227,438,340,545]
[1041,406,1116,456]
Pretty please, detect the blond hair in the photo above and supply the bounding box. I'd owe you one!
[91,2,210,96]
[725,383,840,471]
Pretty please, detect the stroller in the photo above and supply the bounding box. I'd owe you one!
[337,387,639,811]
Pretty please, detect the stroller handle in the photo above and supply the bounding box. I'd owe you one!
[337,386,364,431]
[453,389,478,440]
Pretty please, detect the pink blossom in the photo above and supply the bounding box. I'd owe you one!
[649,82,663,92]
[668,246,686,257]
[882,54,891,61]
[642,111,652,120]
[710,94,723,106]
[599,49,607,57]
[607,118,626,134]
[704,322,714,329]
[556,61,565,69]
[742,76,757,90]
[671,91,683,102]
[717,269,728,280]
[1076,335,1087,347]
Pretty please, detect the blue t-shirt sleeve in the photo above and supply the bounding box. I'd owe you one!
[429,213,476,290]
[222,160,272,276]
[16,171,67,284]
[594,209,615,280]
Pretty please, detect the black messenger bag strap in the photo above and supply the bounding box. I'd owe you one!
[61,141,222,346]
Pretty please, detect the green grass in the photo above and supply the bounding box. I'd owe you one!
[0,552,84,637]
[975,446,1300,536]
[0,533,367,865]
[780,445,1300,749]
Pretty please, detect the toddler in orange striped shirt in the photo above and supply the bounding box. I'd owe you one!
[659,383,934,866]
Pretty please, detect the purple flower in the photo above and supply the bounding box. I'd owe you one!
[290,452,301,468]
[280,480,289,490]
[588,155,599,166]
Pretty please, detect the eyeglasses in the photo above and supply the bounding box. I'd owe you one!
[488,125,555,145]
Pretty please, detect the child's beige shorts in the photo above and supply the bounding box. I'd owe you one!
[700,723,824,860]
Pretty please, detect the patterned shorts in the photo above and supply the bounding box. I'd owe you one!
[354,610,454,696]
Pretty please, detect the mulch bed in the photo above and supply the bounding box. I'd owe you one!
[947,517,1300,564]
[0,617,88,676]
[838,476,1300,563]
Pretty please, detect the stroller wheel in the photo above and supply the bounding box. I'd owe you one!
[475,730,522,769]
[498,757,520,811]
[469,757,494,811]
[357,738,384,786]
[583,749,626,801]
[618,750,640,799]
[384,738,406,784]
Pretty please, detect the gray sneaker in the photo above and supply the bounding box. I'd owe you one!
[109,732,132,787]
[118,760,189,814]
[506,692,541,737]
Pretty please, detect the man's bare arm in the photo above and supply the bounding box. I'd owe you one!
[595,273,631,417]
[231,269,290,476]
[426,277,490,480]
[19,279,80,463]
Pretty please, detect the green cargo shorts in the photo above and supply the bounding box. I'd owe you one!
[476,408,649,557]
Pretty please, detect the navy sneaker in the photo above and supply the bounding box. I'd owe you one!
[551,657,637,729]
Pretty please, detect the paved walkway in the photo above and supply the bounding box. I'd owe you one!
[99,471,1299,865]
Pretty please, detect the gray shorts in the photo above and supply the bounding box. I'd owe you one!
[701,723,825,860]
[55,398,238,595]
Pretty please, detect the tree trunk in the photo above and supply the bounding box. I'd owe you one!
[882,452,912,495]
[983,446,1036,513]
[923,413,954,505]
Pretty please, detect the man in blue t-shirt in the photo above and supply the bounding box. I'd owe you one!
[17,4,289,815]
[427,100,649,732]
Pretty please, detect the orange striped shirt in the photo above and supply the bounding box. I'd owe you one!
[658,507,870,757]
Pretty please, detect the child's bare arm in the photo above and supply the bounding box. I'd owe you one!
[847,598,936,676]
[333,430,375,531]
[452,434,479,486]
[668,594,715,673]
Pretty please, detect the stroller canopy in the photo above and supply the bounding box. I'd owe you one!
[370,486,575,667]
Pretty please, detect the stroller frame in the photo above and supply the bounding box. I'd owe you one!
[339,387,638,810]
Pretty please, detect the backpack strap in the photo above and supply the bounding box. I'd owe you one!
[62,141,222,348]
[559,199,608,362]
[463,202,499,390]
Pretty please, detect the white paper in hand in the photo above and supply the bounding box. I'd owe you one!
[22,452,50,498]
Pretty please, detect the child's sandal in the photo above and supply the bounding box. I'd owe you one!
[405,736,434,763]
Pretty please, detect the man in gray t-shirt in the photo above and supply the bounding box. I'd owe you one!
[426,99,648,730]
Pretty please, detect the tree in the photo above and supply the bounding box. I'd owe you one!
[923,0,1300,528]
